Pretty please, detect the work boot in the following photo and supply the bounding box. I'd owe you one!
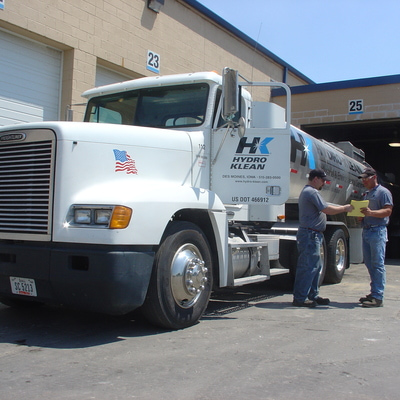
[361,297,383,308]
[292,299,316,308]
[359,294,373,303]
[313,296,330,305]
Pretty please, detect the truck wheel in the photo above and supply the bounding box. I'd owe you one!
[324,228,348,284]
[141,221,213,330]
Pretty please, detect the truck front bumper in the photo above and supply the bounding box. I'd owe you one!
[0,241,155,315]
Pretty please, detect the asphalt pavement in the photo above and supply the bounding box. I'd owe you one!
[1,260,400,400]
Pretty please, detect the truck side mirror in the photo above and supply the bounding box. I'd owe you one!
[222,68,239,121]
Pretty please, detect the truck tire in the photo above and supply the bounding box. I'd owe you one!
[141,221,213,330]
[324,228,348,284]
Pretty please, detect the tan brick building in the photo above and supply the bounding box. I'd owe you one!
[0,0,311,124]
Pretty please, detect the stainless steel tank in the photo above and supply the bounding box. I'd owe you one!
[289,126,366,204]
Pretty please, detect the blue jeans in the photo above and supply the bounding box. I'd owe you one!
[293,228,323,302]
[362,226,387,300]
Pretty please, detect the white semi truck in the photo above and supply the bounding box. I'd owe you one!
[0,68,367,329]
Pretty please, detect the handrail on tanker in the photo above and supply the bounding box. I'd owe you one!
[239,79,292,130]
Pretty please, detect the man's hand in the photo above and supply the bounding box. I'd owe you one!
[360,207,371,216]
[344,204,354,213]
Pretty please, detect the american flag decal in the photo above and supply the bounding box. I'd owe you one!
[113,149,138,175]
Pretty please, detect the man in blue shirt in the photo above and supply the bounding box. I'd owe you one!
[293,169,354,307]
[358,167,393,308]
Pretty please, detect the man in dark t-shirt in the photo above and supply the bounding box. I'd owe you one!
[293,169,354,307]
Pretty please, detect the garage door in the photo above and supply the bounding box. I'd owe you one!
[96,66,132,87]
[0,30,62,126]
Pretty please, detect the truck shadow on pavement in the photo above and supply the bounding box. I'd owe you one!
[254,301,359,310]
[204,281,285,320]
[0,304,166,349]
[0,278,288,348]
[204,276,359,319]
[0,273,361,348]
[0,278,290,348]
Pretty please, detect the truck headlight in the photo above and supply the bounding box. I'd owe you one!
[95,209,112,225]
[69,205,132,229]
[74,208,92,224]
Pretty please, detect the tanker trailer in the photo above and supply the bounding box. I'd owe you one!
[273,125,367,283]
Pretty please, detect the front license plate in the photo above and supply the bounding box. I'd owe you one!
[10,276,37,297]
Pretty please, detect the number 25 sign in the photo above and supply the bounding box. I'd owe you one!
[147,50,160,74]
[349,99,363,114]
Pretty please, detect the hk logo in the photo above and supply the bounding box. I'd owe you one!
[235,137,273,154]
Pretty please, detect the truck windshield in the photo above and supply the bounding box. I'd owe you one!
[84,83,209,128]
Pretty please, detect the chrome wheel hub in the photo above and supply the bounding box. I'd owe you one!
[171,244,208,308]
[335,238,346,272]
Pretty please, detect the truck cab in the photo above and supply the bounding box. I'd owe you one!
[0,69,365,329]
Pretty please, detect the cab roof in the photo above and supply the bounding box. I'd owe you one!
[82,71,222,100]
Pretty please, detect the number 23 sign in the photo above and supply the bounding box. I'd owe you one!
[147,50,160,74]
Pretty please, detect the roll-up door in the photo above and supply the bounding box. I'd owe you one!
[96,66,132,87]
[0,30,61,126]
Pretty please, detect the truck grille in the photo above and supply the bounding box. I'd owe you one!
[0,129,55,239]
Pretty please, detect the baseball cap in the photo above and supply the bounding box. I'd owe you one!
[309,168,327,181]
[358,167,376,179]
